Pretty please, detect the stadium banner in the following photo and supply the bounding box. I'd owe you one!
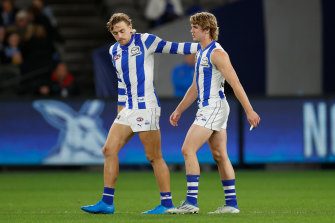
[244,99,335,163]
[0,99,239,165]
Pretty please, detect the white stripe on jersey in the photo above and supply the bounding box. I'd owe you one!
[110,33,200,109]
[196,41,226,108]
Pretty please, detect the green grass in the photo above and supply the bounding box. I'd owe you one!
[0,170,334,223]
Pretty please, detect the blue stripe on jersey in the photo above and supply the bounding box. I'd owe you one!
[118,88,125,95]
[135,34,146,109]
[169,42,178,54]
[195,51,203,105]
[118,101,126,106]
[112,43,119,67]
[117,78,122,82]
[121,47,133,109]
[219,90,225,99]
[183,42,191,54]
[155,40,167,53]
[202,42,217,107]
[144,34,156,49]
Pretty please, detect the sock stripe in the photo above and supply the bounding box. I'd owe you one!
[160,192,173,208]
[225,193,236,196]
[223,185,235,190]
[102,187,115,205]
[187,195,198,198]
[186,175,199,205]
[187,182,199,186]
[222,179,237,208]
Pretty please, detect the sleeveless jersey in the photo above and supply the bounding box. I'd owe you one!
[195,41,225,108]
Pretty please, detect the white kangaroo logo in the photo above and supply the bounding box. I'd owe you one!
[33,100,106,164]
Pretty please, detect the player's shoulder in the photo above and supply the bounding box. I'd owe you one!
[211,44,228,63]
[212,42,227,56]
[109,42,119,54]
[139,32,159,41]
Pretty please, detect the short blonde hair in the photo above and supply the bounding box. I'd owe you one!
[106,13,136,33]
[190,12,219,41]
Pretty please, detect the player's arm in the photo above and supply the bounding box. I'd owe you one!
[143,33,200,55]
[170,72,198,126]
[211,49,260,127]
[117,78,126,113]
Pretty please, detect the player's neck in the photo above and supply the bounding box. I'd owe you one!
[199,38,214,50]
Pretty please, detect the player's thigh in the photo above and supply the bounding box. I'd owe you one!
[208,128,228,157]
[138,130,162,157]
[103,123,134,155]
[182,124,213,153]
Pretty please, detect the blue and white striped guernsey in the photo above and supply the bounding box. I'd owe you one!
[110,33,200,109]
[195,41,225,108]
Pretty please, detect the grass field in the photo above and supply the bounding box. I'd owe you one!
[0,170,334,223]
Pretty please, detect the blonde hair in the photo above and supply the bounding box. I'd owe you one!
[106,13,136,33]
[190,12,219,41]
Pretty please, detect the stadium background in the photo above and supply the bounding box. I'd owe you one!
[0,0,335,222]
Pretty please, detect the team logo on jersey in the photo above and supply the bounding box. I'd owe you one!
[114,54,121,60]
[136,117,144,122]
[200,57,210,67]
[131,46,142,56]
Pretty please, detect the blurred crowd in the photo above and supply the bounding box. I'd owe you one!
[0,0,77,97]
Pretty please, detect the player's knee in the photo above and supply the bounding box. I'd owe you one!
[145,153,162,163]
[181,146,195,158]
[212,152,223,163]
[102,145,117,157]
[212,150,227,163]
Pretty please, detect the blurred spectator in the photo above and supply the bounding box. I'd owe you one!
[39,62,79,98]
[28,0,64,62]
[7,10,55,95]
[145,0,183,28]
[6,10,44,42]
[0,26,20,93]
[4,32,22,66]
[32,0,57,27]
[0,0,19,27]
[0,25,7,63]
[171,54,195,97]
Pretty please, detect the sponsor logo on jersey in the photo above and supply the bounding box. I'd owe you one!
[137,97,145,102]
[145,120,150,125]
[200,57,210,67]
[131,46,142,57]
[136,117,144,122]
[114,54,121,60]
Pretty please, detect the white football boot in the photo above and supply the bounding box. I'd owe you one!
[166,201,199,214]
[208,204,240,214]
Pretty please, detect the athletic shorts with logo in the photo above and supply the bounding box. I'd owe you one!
[114,107,160,132]
[193,99,230,131]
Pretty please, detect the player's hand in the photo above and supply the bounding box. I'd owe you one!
[170,109,182,127]
[247,110,260,128]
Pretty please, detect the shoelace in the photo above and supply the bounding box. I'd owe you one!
[176,201,189,209]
